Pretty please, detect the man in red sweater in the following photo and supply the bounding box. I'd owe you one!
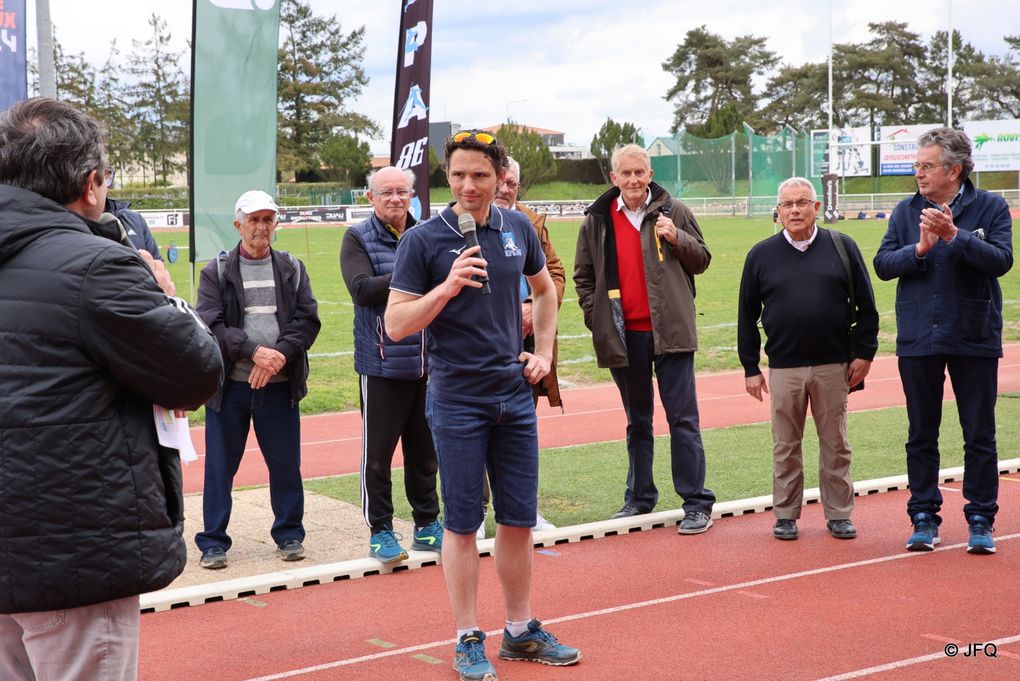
[574,144,715,533]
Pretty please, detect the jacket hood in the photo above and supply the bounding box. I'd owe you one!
[0,184,92,267]
[586,181,670,217]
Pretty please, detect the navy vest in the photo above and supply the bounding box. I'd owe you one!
[350,214,425,380]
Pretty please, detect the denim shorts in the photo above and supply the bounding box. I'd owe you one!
[425,380,539,534]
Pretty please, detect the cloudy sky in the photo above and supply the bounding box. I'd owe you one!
[27,0,1020,154]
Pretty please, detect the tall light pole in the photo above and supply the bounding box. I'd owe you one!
[36,0,56,98]
[947,0,954,127]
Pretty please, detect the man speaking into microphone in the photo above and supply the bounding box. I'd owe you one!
[387,130,580,680]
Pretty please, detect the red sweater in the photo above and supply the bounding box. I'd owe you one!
[611,205,652,331]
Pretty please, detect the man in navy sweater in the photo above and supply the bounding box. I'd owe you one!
[738,177,879,541]
[874,128,1013,555]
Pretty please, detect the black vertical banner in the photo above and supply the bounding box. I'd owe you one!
[390,0,433,221]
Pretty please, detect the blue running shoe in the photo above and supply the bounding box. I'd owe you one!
[906,512,940,551]
[369,528,408,564]
[967,514,996,555]
[411,520,444,553]
[498,619,581,666]
[453,631,497,681]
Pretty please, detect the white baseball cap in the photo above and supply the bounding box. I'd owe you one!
[234,190,279,216]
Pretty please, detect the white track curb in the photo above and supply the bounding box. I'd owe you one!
[141,458,1020,613]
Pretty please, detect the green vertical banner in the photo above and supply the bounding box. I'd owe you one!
[190,0,280,263]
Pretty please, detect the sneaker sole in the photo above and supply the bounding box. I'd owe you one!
[967,544,996,555]
[278,551,305,561]
[410,541,442,553]
[452,662,497,681]
[370,551,408,564]
[773,533,798,541]
[678,519,713,535]
[199,560,227,569]
[906,536,940,551]
[498,650,582,666]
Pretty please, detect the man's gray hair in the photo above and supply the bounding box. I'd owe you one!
[506,156,521,177]
[367,166,416,193]
[917,127,974,181]
[777,177,817,202]
[0,97,107,206]
[611,143,650,172]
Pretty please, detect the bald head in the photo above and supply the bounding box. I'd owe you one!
[366,165,415,232]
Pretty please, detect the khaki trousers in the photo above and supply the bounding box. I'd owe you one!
[769,363,854,520]
[0,595,139,681]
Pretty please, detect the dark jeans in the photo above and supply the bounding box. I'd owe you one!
[900,355,999,524]
[196,380,304,552]
[359,374,439,534]
[609,331,715,514]
[426,380,538,534]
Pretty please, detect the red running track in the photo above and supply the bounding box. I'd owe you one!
[181,345,1020,494]
[140,474,1020,680]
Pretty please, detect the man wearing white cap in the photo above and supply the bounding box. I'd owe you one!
[194,190,321,569]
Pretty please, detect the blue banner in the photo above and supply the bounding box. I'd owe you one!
[390,0,433,220]
[0,0,27,111]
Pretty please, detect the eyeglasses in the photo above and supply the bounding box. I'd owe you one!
[375,189,411,199]
[103,168,115,188]
[500,180,520,191]
[778,199,814,210]
[911,162,942,173]
[452,130,495,145]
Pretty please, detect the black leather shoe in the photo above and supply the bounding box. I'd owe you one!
[611,504,650,519]
[827,519,857,539]
[773,519,798,540]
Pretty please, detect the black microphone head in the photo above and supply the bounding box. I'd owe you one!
[457,212,476,234]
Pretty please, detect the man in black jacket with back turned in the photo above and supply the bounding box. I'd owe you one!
[0,98,223,680]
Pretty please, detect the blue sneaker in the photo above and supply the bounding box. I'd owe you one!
[906,512,940,551]
[453,631,497,681]
[411,520,444,553]
[967,514,996,555]
[498,619,581,666]
[369,528,408,564]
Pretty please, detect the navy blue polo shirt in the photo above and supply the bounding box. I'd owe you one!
[390,205,546,402]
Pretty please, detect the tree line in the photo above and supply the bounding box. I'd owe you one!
[662,22,1020,138]
[35,0,375,187]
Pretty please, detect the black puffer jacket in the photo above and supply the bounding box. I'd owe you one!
[0,184,223,613]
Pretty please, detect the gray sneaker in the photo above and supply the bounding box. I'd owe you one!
[678,510,713,534]
[277,539,305,562]
[199,546,228,569]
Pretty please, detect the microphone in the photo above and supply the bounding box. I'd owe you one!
[457,212,491,295]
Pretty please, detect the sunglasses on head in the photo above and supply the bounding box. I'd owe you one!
[453,130,495,145]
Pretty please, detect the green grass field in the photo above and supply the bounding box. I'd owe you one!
[155,216,1020,416]
[307,393,1020,531]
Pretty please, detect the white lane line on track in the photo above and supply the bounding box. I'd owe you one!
[814,632,1020,680]
[241,533,1020,681]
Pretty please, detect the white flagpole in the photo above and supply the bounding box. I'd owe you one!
[947,0,954,127]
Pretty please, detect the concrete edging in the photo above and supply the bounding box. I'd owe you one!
[140,458,1020,613]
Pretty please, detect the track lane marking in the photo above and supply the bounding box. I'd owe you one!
[815,633,1020,680]
[241,533,1020,681]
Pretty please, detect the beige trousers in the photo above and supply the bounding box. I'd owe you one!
[0,595,139,681]
[769,363,854,520]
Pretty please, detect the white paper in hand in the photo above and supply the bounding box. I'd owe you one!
[153,405,199,463]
